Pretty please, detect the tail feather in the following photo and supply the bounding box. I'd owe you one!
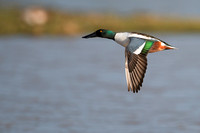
[165,45,177,50]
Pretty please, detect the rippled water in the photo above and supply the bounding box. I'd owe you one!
[0,34,200,133]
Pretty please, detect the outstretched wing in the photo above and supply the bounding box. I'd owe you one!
[125,37,154,93]
[125,51,147,92]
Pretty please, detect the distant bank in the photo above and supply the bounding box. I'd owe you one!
[0,7,200,36]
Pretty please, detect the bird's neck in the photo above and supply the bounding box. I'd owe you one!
[102,30,116,40]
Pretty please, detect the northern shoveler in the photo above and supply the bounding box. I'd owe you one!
[82,29,176,93]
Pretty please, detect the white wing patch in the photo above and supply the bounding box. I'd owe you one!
[129,33,157,41]
[126,37,146,55]
[133,42,146,55]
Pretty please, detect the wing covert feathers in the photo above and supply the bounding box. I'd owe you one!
[125,49,148,93]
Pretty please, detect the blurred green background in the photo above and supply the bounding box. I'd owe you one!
[1,0,200,35]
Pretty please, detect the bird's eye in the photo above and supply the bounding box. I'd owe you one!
[100,30,102,33]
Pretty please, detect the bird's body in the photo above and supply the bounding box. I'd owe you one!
[82,29,176,93]
[115,32,173,53]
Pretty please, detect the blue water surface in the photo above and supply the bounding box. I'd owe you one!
[0,34,200,133]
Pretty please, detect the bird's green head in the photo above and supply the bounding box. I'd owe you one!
[82,29,116,40]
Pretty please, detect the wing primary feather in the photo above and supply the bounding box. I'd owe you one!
[132,71,139,93]
[132,68,140,89]
[125,51,134,92]
[130,73,136,92]
[133,67,141,88]
[125,48,148,93]
[128,53,140,92]
[134,68,143,87]
[130,55,142,92]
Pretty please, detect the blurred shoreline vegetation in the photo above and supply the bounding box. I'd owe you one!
[1,7,200,36]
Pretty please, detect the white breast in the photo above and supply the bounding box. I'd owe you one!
[114,32,130,47]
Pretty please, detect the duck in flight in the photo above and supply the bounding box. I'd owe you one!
[82,29,176,93]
